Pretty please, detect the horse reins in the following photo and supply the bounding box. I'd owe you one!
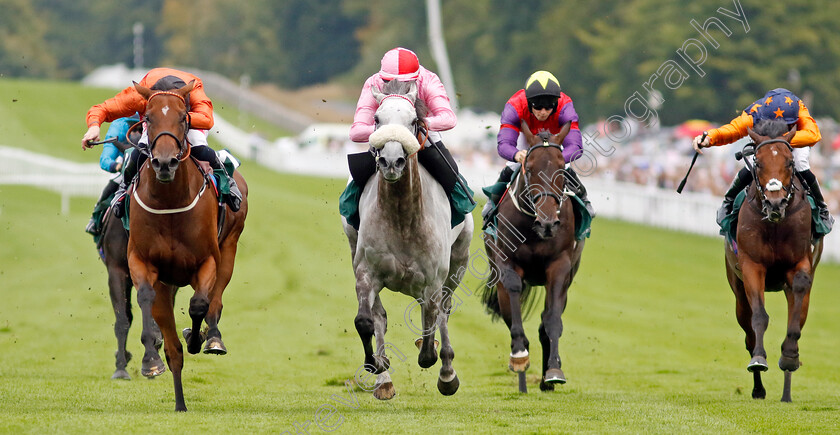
[741,138,799,218]
[511,141,568,217]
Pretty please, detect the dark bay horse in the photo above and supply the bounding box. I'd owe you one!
[341,80,474,400]
[724,120,822,402]
[480,131,585,392]
[93,129,166,380]
[97,205,167,380]
[128,81,248,411]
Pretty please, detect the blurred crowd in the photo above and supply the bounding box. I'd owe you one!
[583,118,840,215]
[277,112,840,216]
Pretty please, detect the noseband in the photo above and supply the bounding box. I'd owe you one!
[146,91,191,161]
[741,138,796,218]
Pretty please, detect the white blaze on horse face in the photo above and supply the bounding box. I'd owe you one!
[772,149,778,156]
[766,178,783,192]
[161,105,170,116]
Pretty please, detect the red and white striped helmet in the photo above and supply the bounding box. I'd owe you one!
[379,47,420,81]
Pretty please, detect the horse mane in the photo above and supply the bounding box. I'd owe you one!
[753,119,790,139]
[380,80,428,121]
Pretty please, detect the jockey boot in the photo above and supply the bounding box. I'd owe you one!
[717,166,752,226]
[798,169,834,231]
[87,180,120,235]
[85,217,98,235]
[481,166,514,224]
[111,150,144,218]
[566,167,596,217]
[192,145,242,212]
[417,141,458,193]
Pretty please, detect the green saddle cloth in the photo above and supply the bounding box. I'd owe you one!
[720,190,832,243]
[481,178,593,241]
[339,175,476,230]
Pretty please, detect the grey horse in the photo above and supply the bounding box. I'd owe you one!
[342,80,474,400]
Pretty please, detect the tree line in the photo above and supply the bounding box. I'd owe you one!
[3,0,839,126]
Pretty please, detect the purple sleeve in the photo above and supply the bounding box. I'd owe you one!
[496,103,521,161]
[562,128,583,163]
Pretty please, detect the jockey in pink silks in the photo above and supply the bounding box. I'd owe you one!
[339,47,474,230]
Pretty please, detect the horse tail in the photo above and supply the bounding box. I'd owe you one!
[478,279,538,322]
[478,278,503,321]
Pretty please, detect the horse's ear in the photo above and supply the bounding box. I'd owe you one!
[784,124,798,143]
[406,80,418,103]
[134,81,153,100]
[371,85,384,104]
[747,127,762,144]
[178,80,196,98]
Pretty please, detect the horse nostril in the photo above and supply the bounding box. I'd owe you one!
[377,157,388,167]
[395,157,406,170]
[169,158,180,169]
[151,158,161,170]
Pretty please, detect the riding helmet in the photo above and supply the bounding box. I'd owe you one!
[379,47,420,81]
[525,71,562,110]
[748,88,800,124]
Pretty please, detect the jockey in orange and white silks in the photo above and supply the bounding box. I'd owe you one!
[692,88,830,228]
[81,67,242,215]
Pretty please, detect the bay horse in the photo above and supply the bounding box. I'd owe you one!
[128,81,248,411]
[724,119,822,402]
[480,129,585,393]
[341,80,474,400]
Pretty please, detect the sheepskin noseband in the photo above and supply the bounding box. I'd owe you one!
[369,124,421,155]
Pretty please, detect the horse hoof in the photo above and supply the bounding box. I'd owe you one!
[203,337,227,355]
[747,356,768,373]
[437,373,460,396]
[544,368,566,385]
[373,382,395,400]
[509,351,530,373]
[539,380,555,392]
[141,363,166,378]
[111,369,131,380]
[414,337,440,351]
[778,356,800,372]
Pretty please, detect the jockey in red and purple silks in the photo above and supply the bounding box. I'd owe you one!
[483,71,593,220]
[497,92,583,166]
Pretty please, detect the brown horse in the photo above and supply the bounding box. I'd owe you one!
[480,131,585,392]
[127,81,248,411]
[724,119,822,402]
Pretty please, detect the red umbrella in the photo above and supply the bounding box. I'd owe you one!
[675,119,714,138]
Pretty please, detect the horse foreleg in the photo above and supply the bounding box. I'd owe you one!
[108,265,132,380]
[435,285,459,396]
[354,269,386,374]
[185,258,215,355]
[740,260,769,373]
[151,285,187,412]
[780,264,812,373]
[204,238,240,355]
[417,292,440,369]
[370,295,395,400]
[540,256,572,390]
[500,266,529,373]
[128,256,166,378]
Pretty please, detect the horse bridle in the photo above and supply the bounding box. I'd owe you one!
[145,91,192,161]
[368,96,428,159]
[741,138,797,215]
[515,139,567,217]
